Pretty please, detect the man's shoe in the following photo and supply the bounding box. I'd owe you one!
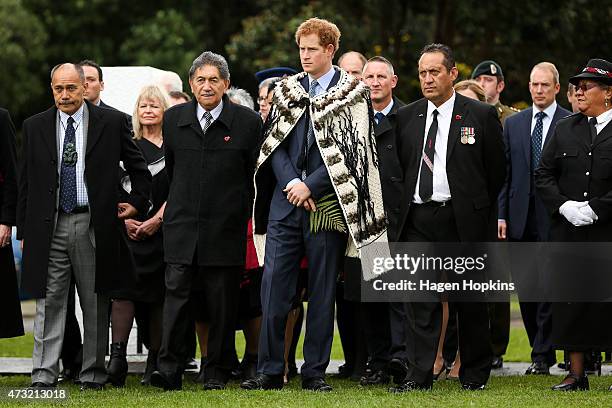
[491,356,503,369]
[202,378,226,390]
[552,374,589,391]
[29,382,56,389]
[462,382,485,391]
[80,382,104,391]
[387,358,409,384]
[150,371,182,391]
[360,369,390,386]
[525,361,550,375]
[336,363,352,379]
[240,373,283,390]
[389,380,431,393]
[302,377,332,392]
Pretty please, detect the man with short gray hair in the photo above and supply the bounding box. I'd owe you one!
[151,51,262,391]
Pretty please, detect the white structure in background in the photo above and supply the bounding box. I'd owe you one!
[100,66,183,115]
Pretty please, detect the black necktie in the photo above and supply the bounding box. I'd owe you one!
[531,111,546,170]
[419,110,438,202]
[589,117,598,143]
[59,116,77,213]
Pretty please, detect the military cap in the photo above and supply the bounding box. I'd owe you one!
[569,58,612,86]
[471,60,504,80]
[255,67,298,84]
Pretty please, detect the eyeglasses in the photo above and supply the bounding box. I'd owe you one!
[575,82,600,92]
[257,97,267,103]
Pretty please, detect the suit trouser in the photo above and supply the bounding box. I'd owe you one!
[336,286,367,374]
[258,208,346,379]
[158,263,240,382]
[488,302,510,357]
[360,302,392,371]
[32,212,109,385]
[401,202,492,386]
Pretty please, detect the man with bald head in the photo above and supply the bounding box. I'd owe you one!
[338,51,367,80]
[18,63,151,390]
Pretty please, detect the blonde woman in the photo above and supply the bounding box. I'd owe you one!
[107,85,170,387]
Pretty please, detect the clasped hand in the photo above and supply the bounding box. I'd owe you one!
[284,182,317,212]
[559,200,598,227]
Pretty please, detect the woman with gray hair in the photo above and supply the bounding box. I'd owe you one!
[106,85,171,387]
[227,87,255,110]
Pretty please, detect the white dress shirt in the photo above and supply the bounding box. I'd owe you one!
[590,108,612,135]
[374,99,394,121]
[530,101,557,147]
[413,92,456,203]
[196,99,224,130]
[59,104,88,206]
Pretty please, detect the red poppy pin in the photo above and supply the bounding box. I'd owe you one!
[455,114,462,120]
[224,136,231,142]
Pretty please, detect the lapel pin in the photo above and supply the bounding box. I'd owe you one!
[455,114,462,120]
[418,113,424,117]
[224,136,231,142]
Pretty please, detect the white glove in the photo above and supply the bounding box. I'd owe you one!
[578,204,598,222]
[559,201,594,226]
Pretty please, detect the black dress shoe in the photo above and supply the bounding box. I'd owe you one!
[462,382,485,391]
[29,382,56,389]
[389,380,431,393]
[80,382,104,391]
[184,357,198,371]
[360,369,390,386]
[525,361,550,375]
[551,374,589,391]
[491,356,503,369]
[240,373,283,390]
[302,377,332,392]
[387,358,409,384]
[150,371,182,391]
[336,363,353,379]
[202,378,226,390]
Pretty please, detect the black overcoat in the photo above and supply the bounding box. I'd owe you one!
[162,96,262,266]
[0,107,24,338]
[17,101,151,298]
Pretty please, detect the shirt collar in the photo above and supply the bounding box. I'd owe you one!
[427,91,456,118]
[532,100,557,120]
[308,66,336,93]
[590,108,612,126]
[375,99,395,117]
[59,102,85,128]
[196,99,224,122]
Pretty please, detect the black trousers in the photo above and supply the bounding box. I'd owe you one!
[513,201,555,365]
[336,284,368,375]
[158,262,240,383]
[400,202,493,386]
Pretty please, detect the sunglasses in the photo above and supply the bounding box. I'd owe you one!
[575,82,600,92]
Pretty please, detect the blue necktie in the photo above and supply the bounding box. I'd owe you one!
[302,79,319,180]
[531,111,546,171]
[59,116,78,213]
[374,112,385,125]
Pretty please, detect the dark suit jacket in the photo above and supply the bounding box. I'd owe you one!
[498,105,571,240]
[535,113,612,241]
[396,93,506,242]
[163,95,262,266]
[17,100,151,298]
[375,96,405,241]
[268,69,341,222]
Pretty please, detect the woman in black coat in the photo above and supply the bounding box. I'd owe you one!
[0,108,24,339]
[535,58,612,391]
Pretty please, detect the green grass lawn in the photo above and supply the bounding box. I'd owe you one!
[1,374,611,407]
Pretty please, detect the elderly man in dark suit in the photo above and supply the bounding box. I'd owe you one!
[498,62,571,375]
[150,51,262,391]
[392,43,506,392]
[17,63,151,390]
